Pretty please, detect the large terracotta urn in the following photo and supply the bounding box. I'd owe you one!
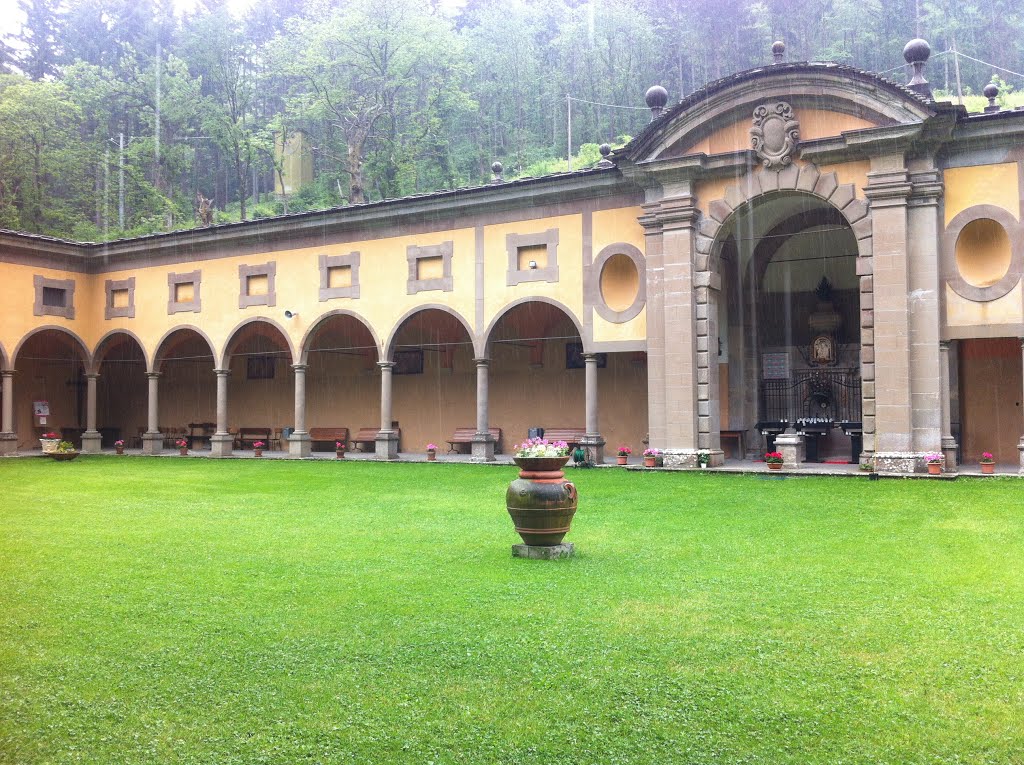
[506,456,578,546]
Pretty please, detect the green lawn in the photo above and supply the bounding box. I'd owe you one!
[1,458,1022,764]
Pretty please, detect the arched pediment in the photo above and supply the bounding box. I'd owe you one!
[623,63,936,164]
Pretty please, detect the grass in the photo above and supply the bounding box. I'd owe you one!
[1,458,1022,764]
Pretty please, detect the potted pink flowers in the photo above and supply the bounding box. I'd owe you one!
[765,451,784,470]
[643,448,660,468]
[924,453,943,475]
[335,440,346,459]
[253,440,265,457]
[980,451,995,474]
[114,439,125,455]
[40,432,60,454]
[426,443,438,461]
[616,445,632,466]
[175,437,188,456]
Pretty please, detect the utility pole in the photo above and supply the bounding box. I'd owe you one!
[103,147,109,240]
[118,132,125,230]
[566,95,572,172]
[952,33,964,105]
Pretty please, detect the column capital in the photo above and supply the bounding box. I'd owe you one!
[473,357,490,367]
[291,363,309,373]
[214,368,231,377]
[582,352,600,362]
[85,371,100,380]
[939,340,951,351]
[0,369,14,378]
[146,371,162,380]
[377,361,396,371]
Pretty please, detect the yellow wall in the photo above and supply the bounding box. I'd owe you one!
[681,109,878,157]
[944,163,1020,226]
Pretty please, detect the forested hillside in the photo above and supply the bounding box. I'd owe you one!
[1,0,1019,241]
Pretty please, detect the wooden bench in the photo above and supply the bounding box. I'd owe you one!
[447,427,501,454]
[237,426,272,450]
[540,428,586,449]
[352,427,401,451]
[309,427,349,451]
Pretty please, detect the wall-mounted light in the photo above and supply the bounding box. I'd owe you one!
[528,260,538,270]
[284,310,298,319]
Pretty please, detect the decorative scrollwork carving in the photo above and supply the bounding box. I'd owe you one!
[750,102,800,170]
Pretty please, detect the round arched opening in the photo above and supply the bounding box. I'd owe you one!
[12,329,89,450]
[94,333,147,449]
[154,328,217,450]
[956,218,1012,288]
[222,320,294,452]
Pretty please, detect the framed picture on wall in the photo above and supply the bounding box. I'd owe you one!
[565,342,607,370]
[246,356,275,380]
[762,352,790,380]
[394,349,424,375]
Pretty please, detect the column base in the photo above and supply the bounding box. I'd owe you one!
[142,432,163,455]
[289,432,312,458]
[579,435,606,464]
[0,433,17,455]
[375,431,399,460]
[210,433,233,458]
[1018,438,1024,474]
[81,430,102,454]
[471,433,495,462]
[775,432,805,469]
[941,437,958,475]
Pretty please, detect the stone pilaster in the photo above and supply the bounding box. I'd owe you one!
[289,363,311,457]
[142,372,163,455]
[775,430,804,468]
[580,353,606,463]
[210,369,233,457]
[939,341,957,472]
[907,166,944,458]
[863,160,915,470]
[694,270,725,467]
[81,372,102,453]
[640,193,701,468]
[376,361,399,460]
[471,358,495,462]
[0,370,16,455]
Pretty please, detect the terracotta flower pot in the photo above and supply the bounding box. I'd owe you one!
[927,463,941,475]
[506,456,577,546]
[179,448,188,456]
[617,455,628,465]
[427,451,436,461]
[336,450,345,460]
[254,449,263,457]
[115,446,124,455]
[981,462,995,474]
[767,462,783,470]
[643,457,656,468]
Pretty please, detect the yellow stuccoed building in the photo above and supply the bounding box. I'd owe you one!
[2,42,1024,473]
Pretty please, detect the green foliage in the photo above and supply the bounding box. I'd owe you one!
[2,459,1024,762]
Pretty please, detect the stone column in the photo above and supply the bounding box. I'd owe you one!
[939,341,957,472]
[81,372,102,453]
[696,277,725,467]
[375,361,398,460]
[471,358,495,462]
[0,370,16,455]
[580,353,606,463]
[210,368,233,457]
[863,159,915,472]
[1019,339,1024,474]
[289,363,311,457]
[142,372,163,455]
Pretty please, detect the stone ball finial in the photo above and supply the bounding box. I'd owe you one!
[490,161,504,183]
[772,40,786,62]
[903,38,931,64]
[599,143,611,157]
[645,85,669,121]
[984,82,1001,113]
[645,85,668,110]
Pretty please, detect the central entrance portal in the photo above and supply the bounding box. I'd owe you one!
[716,191,862,463]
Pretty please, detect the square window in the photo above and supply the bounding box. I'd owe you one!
[247,274,269,296]
[328,265,352,289]
[105,277,136,319]
[111,289,130,308]
[42,287,67,308]
[168,271,201,314]
[406,242,453,294]
[507,229,559,286]
[416,256,444,281]
[175,282,194,303]
[517,244,548,271]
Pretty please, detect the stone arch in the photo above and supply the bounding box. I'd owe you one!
[483,297,586,357]
[151,325,218,373]
[13,325,93,370]
[299,309,382,364]
[0,341,8,372]
[219,317,297,369]
[384,304,477,361]
[92,328,150,373]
